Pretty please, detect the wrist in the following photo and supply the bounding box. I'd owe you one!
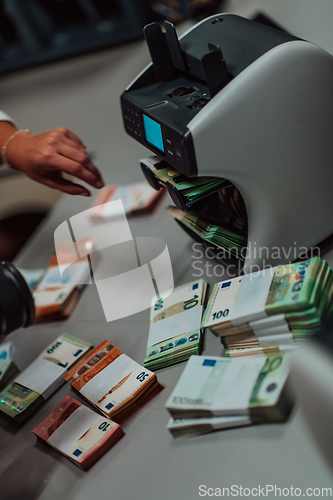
[4,129,32,169]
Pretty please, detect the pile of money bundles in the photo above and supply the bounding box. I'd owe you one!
[144,279,207,370]
[166,354,293,438]
[64,340,163,424]
[202,257,333,357]
[0,333,93,423]
[32,396,124,470]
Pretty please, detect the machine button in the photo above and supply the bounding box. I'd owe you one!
[167,148,174,158]
[175,143,183,164]
[165,137,173,148]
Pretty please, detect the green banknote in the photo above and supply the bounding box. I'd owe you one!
[167,206,246,260]
[146,158,228,206]
[166,354,292,422]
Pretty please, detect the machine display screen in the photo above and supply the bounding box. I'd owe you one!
[142,114,164,153]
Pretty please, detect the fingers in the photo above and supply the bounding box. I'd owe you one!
[48,144,104,189]
[38,172,91,196]
[55,141,104,187]
[79,155,104,186]
[56,127,86,150]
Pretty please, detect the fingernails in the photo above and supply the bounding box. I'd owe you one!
[81,192,91,197]
[95,181,104,189]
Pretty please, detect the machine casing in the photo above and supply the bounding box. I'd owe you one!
[121,14,333,272]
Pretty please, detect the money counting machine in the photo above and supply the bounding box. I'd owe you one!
[120,14,333,272]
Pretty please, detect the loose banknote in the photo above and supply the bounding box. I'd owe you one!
[202,258,333,357]
[144,279,207,370]
[0,333,93,423]
[166,354,293,425]
[90,181,165,218]
[64,340,163,424]
[32,395,124,470]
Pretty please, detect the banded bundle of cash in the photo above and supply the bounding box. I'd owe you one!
[19,238,93,323]
[202,257,333,357]
[32,396,124,470]
[33,260,90,322]
[64,340,163,424]
[0,333,93,423]
[0,341,18,390]
[166,354,293,438]
[17,267,44,290]
[167,206,246,260]
[141,156,229,209]
[90,181,165,218]
[144,279,207,370]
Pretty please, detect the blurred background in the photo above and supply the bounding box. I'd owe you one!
[0,0,224,261]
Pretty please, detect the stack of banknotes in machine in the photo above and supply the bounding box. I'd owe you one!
[144,279,207,370]
[166,354,293,438]
[63,340,163,424]
[0,341,18,390]
[31,238,93,322]
[167,206,246,261]
[202,257,333,358]
[140,156,229,210]
[32,396,124,470]
[0,333,92,423]
[90,180,165,219]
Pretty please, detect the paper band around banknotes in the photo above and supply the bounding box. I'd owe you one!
[80,354,139,404]
[148,305,203,347]
[47,405,99,454]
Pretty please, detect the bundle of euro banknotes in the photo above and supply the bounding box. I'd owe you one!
[0,333,93,423]
[19,238,93,323]
[141,156,229,210]
[202,257,333,357]
[32,261,89,322]
[32,396,124,470]
[144,279,207,370]
[64,340,163,424]
[167,206,246,260]
[166,354,293,438]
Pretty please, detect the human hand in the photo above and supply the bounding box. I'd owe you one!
[5,127,104,196]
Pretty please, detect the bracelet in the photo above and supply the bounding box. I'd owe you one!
[1,128,29,166]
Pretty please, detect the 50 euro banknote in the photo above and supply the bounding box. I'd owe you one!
[64,340,163,424]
